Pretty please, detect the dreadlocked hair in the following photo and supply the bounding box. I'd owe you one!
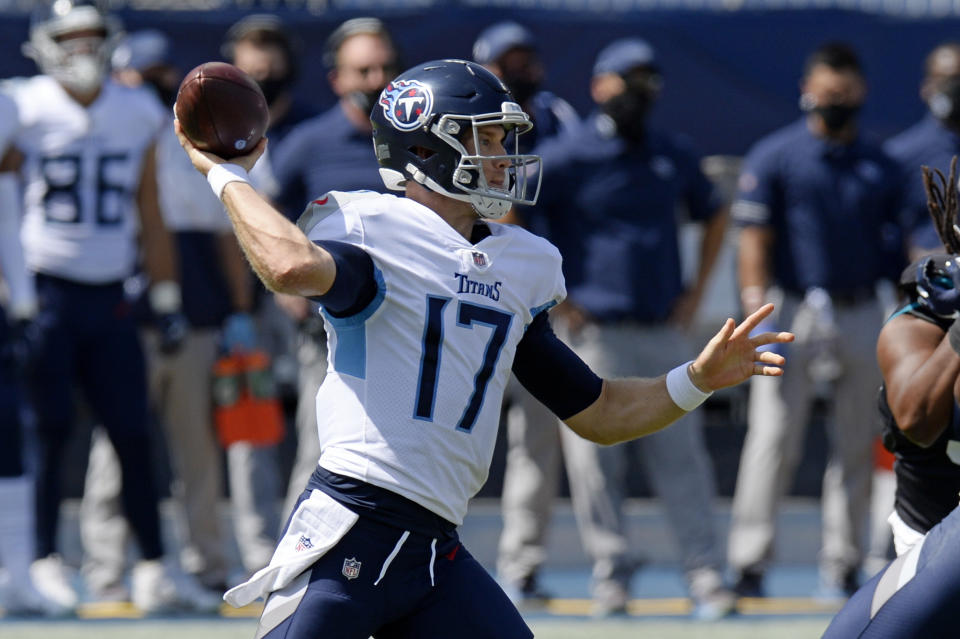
[922,155,960,253]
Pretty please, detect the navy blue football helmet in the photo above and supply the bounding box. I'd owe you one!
[371,59,541,219]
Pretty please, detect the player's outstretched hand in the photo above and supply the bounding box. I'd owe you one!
[173,119,267,177]
[688,303,794,393]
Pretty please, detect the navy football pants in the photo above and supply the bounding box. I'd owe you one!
[823,502,960,638]
[257,504,533,639]
[28,275,163,560]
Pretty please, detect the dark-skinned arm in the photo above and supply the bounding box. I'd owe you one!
[878,313,960,447]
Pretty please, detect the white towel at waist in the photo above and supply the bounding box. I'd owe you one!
[224,488,358,607]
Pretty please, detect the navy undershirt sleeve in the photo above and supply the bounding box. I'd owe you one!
[512,311,603,420]
[308,240,377,317]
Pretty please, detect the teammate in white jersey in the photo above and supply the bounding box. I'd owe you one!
[2,0,194,614]
[176,58,793,638]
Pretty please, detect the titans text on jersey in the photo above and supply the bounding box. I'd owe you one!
[453,272,502,301]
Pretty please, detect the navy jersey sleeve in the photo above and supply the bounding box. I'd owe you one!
[308,240,378,317]
[512,311,603,420]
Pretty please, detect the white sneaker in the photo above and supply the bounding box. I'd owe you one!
[688,567,737,621]
[132,560,177,613]
[29,555,78,613]
[132,560,222,614]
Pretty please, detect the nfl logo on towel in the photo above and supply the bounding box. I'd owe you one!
[296,535,313,552]
[342,557,361,580]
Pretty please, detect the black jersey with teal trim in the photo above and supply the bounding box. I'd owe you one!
[880,301,960,534]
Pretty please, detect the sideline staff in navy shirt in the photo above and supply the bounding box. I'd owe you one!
[525,38,736,618]
[268,17,398,219]
[726,42,905,600]
[534,119,720,323]
[886,42,960,256]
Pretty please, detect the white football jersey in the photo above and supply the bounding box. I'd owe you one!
[9,76,165,283]
[300,191,566,525]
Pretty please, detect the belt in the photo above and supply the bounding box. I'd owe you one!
[34,272,125,290]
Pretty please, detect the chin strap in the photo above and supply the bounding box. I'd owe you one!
[470,194,510,220]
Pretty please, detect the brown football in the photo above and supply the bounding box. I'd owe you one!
[174,62,269,159]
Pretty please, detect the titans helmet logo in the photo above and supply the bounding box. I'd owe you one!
[379,80,433,131]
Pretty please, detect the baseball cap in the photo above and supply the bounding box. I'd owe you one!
[323,16,393,69]
[222,13,299,61]
[593,38,658,76]
[472,21,535,66]
[224,13,288,45]
[111,29,170,72]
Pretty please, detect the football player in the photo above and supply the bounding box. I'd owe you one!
[176,59,793,638]
[3,0,192,613]
[822,161,960,638]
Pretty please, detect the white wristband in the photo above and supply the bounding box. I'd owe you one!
[207,163,250,200]
[666,361,713,412]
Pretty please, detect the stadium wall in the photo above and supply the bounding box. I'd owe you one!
[0,6,957,155]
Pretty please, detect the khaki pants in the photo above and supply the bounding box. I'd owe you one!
[727,294,883,582]
[497,317,725,594]
[558,320,724,591]
[496,376,561,586]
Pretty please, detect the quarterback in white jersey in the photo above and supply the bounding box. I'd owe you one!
[177,59,793,639]
[299,189,563,524]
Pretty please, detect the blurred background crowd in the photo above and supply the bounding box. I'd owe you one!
[1,0,959,624]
